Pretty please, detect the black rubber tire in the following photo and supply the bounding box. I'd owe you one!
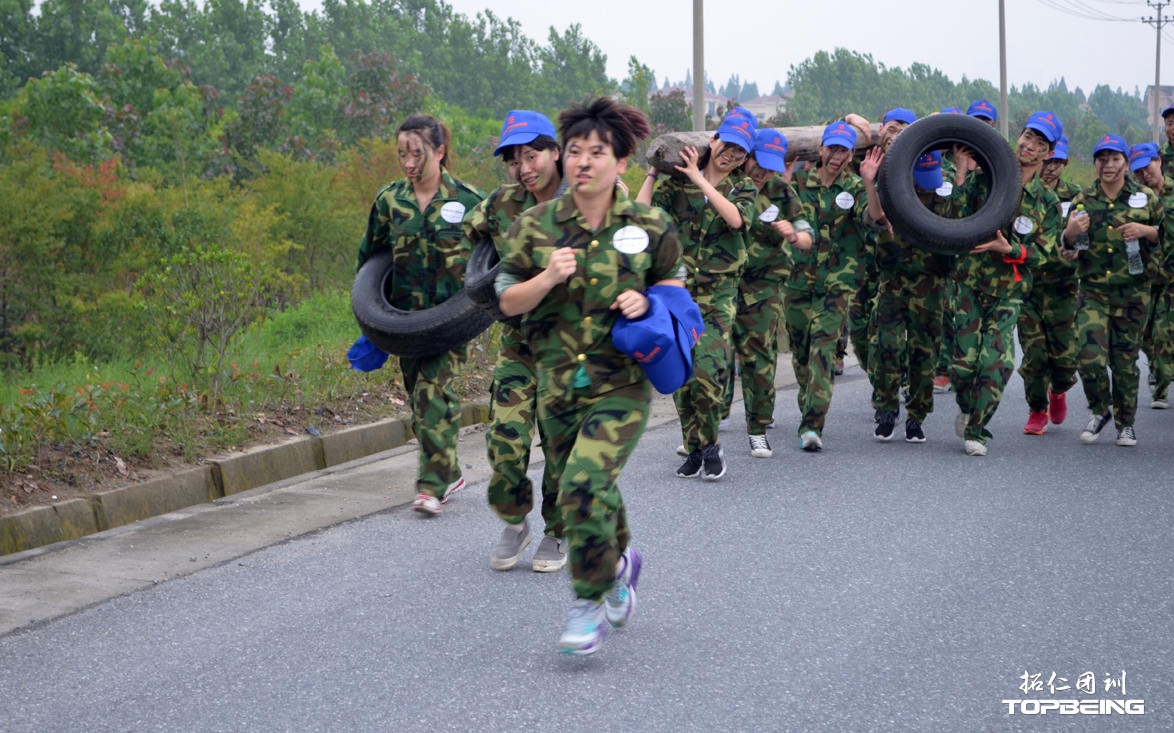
[463,237,510,322]
[877,114,1020,254]
[351,251,493,359]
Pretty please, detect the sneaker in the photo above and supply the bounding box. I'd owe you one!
[701,444,726,480]
[412,492,442,516]
[874,410,897,441]
[1080,412,1112,444]
[1116,425,1137,446]
[440,477,465,503]
[766,420,777,429]
[1023,410,1048,435]
[932,375,952,393]
[557,598,607,655]
[834,358,845,375]
[800,430,822,452]
[905,418,926,443]
[954,411,970,439]
[676,444,689,456]
[901,387,911,404]
[676,450,703,478]
[490,522,532,571]
[1152,394,1169,409]
[531,536,568,573]
[1047,390,1068,425]
[604,547,642,628]
[874,408,885,424]
[748,434,772,458]
[964,439,987,456]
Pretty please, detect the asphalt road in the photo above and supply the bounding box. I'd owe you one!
[1,363,1171,732]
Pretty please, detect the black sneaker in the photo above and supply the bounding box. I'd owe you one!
[1080,412,1112,444]
[676,450,703,478]
[874,410,898,441]
[905,417,926,443]
[701,444,726,480]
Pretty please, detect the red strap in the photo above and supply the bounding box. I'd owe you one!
[1003,246,1027,283]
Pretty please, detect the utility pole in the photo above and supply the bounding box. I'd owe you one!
[1144,0,1169,143]
[692,0,705,131]
[999,0,1009,139]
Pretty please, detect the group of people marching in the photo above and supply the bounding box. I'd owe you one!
[352,95,1173,656]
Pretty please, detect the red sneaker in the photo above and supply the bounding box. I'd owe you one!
[1024,410,1048,435]
[932,375,952,393]
[1048,390,1068,425]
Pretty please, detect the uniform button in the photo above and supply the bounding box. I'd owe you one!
[1108,248,1114,254]
[1108,225,1114,230]
[583,316,592,323]
[590,240,599,248]
[577,353,586,362]
[589,277,599,285]
[1107,270,1113,276]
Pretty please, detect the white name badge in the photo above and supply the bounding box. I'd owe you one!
[1013,216,1035,235]
[440,201,467,223]
[936,181,954,197]
[759,204,780,223]
[1061,201,1072,218]
[613,225,650,254]
[835,192,855,210]
[1128,192,1149,209]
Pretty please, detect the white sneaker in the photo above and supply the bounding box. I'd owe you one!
[440,477,465,503]
[1080,412,1112,444]
[1115,425,1137,446]
[676,444,689,457]
[963,439,987,456]
[412,492,442,516]
[1152,398,1169,410]
[766,420,777,429]
[800,430,822,452]
[748,434,772,458]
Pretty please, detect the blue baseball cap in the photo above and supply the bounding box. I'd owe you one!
[967,99,998,122]
[1130,142,1160,171]
[347,335,388,372]
[716,112,756,153]
[1050,136,1069,161]
[1024,111,1062,144]
[1093,133,1130,157]
[1162,105,1174,119]
[753,128,788,172]
[884,107,916,125]
[730,105,759,128]
[913,150,943,191]
[940,106,963,115]
[612,286,705,394]
[821,120,857,149]
[493,110,557,156]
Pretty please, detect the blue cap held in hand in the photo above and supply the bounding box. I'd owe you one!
[612,286,705,394]
[347,335,389,372]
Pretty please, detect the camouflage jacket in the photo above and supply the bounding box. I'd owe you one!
[873,183,957,278]
[651,173,757,297]
[499,193,684,398]
[1162,143,1174,175]
[1069,176,1167,291]
[953,172,1055,298]
[356,171,485,310]
[785,164,873,294]
[741,176,813,305]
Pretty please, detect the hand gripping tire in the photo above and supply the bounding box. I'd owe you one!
[351,251,493,360]
[463,237,511,322]
[877,114,1020,254]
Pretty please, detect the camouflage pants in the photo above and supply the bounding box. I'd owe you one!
[870,270,944,422]
[784,288,849,436]
[837,275,876,373]
[950,284,1020,443]
[1149,282,1174,398]
[936,278,958,375]
[1017,278,1079,412]
[723,294,783,434]
[538,380,650,601]
[675,284,736,452]
[1076,285,1150,430]
[401,346,467,497]
[485,328,561,535]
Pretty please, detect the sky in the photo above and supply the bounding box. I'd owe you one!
[299,0,1174,100]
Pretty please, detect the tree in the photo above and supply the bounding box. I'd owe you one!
[622,55,655,113]
[648,87,690,134]
[339,51,427,143]
[18,63,112,162]
[535,23,614,112]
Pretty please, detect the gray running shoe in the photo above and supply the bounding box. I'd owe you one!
[489,523,532,571]
[531,535,567,572]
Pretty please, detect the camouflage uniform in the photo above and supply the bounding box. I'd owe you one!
[784,164,873,439]
[1016,183,1073,415]
[652,173,757,453]
[1070,177,1166,430]
[498,193,683,601]
[1141,177,1174,401]
[723,176,813,434]
[358,171,484,498]
[463,183,561,537]
[950,174,1052,445]
[870,185,957,424]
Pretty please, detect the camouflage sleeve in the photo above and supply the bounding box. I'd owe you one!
[729,176,758,233]
[463,194,494,248]
[496,214,535,296]
[356,194,389,271]
[647,211,684,284]
[1145,189,1167,278]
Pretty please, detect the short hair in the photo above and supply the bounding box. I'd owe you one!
[397,114,451,168]
[501,135,564,178]
[557,97,651,159]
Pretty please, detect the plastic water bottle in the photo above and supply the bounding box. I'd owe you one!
[1072,205,1090,251]
[1126,238,1144,275]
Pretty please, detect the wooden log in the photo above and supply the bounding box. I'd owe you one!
[644,122,883,178]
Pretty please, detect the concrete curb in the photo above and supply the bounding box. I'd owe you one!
[0,353,816,558]
[0,404,490,556]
